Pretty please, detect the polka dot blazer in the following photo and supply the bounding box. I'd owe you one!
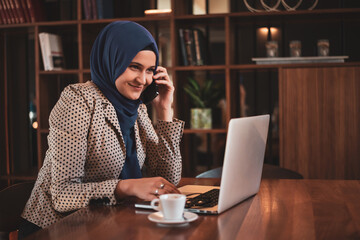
[21,81,184,228]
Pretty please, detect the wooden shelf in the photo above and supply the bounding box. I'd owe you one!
[174,65,226,71]
[39,69,80,75]
[80,16,172,24]
[229,62,360,70]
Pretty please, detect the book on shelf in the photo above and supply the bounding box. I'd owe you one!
[13,0,25,23]
[33,0,46,21]
[83,0,113,20]
[83,0,90,19]
[157,0,170,9]
[178,28,189,66]
[2,0,44,23]
[38,32,65,71]
[0,2,8,24]
[1,1,10,24]
[17,0,31,22]
[8,0,22,23]
[192,0,229,15]
[193,0,206,15]
[91,0,97,19]
[193,28,207,65]
[83,0,96,19]
[178,28,207,66]
[59,0,77,20]
[208,0,229,14]
[3,0,15,24]
[183,29,196,66]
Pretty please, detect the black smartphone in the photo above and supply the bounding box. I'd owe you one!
[140,80,159,105]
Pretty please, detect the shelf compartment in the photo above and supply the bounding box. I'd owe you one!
[174,70,226,130]
[229,10,360,65]
[176,18,225,67]
[38,25,79,70]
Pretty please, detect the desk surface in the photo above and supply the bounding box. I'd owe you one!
[27,178,360,240]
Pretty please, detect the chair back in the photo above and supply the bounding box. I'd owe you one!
[0,181,35,234]
[196,164,303,179]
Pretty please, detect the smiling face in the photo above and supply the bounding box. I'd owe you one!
[115,50,156,100]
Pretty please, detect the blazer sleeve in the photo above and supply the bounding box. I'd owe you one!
[48,85,120,213]
[138,105,184,185]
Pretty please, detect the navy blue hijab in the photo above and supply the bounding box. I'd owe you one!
[90,21,159,179]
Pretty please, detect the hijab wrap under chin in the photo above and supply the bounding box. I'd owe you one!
[90,21,159,179]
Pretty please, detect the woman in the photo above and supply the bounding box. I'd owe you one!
[20,21,184,237]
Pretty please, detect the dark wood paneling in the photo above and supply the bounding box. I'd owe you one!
[279,66,360,179]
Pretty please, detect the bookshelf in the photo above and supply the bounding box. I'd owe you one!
[1,0,360,187]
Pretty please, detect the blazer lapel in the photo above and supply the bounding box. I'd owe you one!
[134,121,145,167]
[102,101,123,138]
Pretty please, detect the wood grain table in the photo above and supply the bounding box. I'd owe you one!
[26,178,360,240]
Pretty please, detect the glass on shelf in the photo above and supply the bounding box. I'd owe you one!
[317,39,330,56]
[266,41,278,57]
[289,40,301,57]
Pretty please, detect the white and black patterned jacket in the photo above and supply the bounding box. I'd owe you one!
[22,81,184,228]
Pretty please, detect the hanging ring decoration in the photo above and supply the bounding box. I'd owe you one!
[243,0,263,12]
[260,0,282,12]
[282,0,318,10]
[307,0,319,10]
[281,0,303,11]
[244,0,318,12]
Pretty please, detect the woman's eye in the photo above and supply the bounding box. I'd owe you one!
[130,65,140,70]
[147,68,155,74]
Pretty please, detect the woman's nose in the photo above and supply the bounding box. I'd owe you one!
[136,71,147,85]
[136,71,152,85]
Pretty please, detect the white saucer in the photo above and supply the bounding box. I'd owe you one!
[148,212,198,225]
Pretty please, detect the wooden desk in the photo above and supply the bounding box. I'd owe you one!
[27,178,360,240]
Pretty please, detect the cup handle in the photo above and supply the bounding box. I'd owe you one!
[150,198,161,211]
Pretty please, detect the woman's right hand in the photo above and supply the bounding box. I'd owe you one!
[115,177,180,201]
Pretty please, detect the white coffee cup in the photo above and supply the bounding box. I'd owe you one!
[150,194,186,220]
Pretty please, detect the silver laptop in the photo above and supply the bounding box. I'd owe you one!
[135,114,270,214]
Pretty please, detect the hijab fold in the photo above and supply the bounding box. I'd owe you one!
[90,21,159,179]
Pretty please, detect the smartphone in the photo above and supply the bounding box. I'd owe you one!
[140,80,159,105]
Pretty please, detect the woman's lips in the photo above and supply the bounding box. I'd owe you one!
[128,83,143,91]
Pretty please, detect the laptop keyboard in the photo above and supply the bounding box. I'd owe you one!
[185,189,220,208]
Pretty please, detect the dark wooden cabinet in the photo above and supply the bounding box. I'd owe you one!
[279,65,360,179]
[1,0,360,187]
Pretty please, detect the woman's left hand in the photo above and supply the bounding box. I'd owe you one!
[151,66,174,121]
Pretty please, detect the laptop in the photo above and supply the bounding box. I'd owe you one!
[135,114,270,214]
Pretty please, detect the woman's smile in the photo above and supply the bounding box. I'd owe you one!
[128,83,144,91]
